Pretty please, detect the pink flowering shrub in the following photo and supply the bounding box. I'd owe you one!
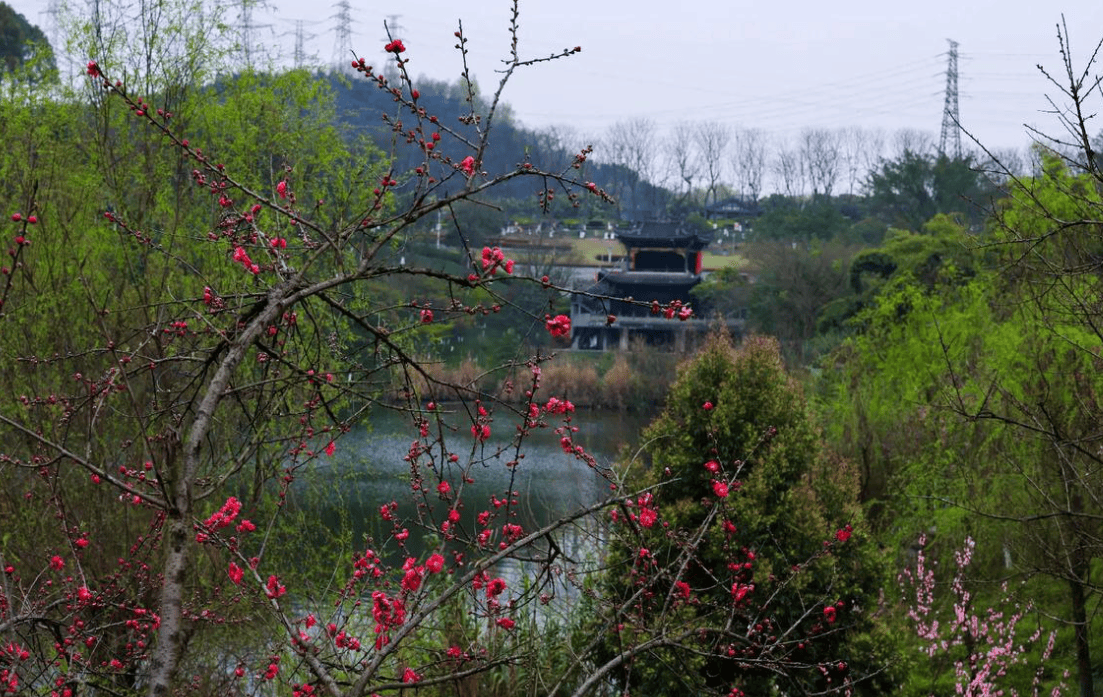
[900,536,1066,697]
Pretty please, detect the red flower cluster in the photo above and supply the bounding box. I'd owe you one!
[228,561,244,585]
[459,156,476,176]
[480,246,514,274]
[486,577,507,597]
[265,575,286,599]
[545,314,571,339]
[232,246,260,274]
[835,524,853,542]
[544,396,575,414]
[203,496,242,530]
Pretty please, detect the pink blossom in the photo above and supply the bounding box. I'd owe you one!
[228,562,244,585]
[460,156,476,176]
[712,480,729,498]
[426,553,444,574]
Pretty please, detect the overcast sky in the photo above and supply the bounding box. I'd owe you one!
[11,0,1103,154]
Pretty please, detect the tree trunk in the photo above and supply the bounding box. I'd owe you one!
[1070,571,1095,697]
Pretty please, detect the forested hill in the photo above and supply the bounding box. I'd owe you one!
[325,72,656,206]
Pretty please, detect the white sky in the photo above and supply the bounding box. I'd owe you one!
[10,0,1103,154]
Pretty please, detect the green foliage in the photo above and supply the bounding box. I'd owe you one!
[0,1,55,79]
[754,195,853,242]
[865,151,996,231]
[593,333,894,695]
[814,162,1103,691]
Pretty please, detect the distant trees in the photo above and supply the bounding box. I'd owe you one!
[866,150,997,229]
[0,1,55,79]
[730,127,769,203]
[695,121,731,205]
[801,128,842,197]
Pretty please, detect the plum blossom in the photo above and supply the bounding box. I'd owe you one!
[545,314,571,339]
[228,562,244,585]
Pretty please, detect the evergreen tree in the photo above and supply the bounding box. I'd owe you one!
[588,333,896,695]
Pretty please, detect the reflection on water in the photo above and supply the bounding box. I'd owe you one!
[305,406,652,556]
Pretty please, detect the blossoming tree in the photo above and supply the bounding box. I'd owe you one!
[0,3,867,696]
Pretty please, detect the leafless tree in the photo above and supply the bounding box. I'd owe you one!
[891,128,935,159]
[730,126,769,203]
[695,121,730,205]
[773,143,806,198]
[859,128,886,182]
[800,127,841,197]
[605,117,660,214]
[664,121,701,204]
[838,127,874,196]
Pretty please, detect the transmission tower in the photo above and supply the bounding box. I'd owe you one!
[329,0,354,71]
[938,39,962,159]
[283,19,319,69]
[235,0,272,68]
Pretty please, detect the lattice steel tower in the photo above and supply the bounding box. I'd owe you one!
[330,0,354,70]
[938,39,962,159]
[235,0,272,68]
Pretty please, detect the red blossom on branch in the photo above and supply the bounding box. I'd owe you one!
[545,314,571,339]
